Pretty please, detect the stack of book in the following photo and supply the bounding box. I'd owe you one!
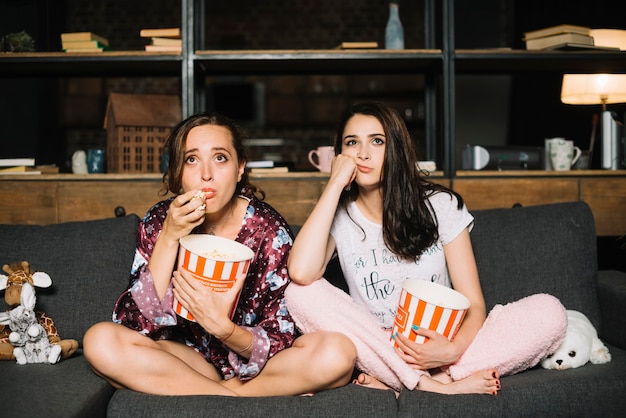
[524,24,596,50]
[246,160,292,174]
[0,158,37,174]
[61,32,110,52]
[0,158,58,174]
[140,28,182,52]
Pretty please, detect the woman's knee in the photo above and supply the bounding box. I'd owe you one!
[299,331,356,376]
[83,322,129,371]
[521,293,567,333]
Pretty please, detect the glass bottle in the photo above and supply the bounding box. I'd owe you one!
[385,2,404,50]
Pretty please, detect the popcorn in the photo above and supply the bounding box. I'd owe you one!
[192,190,206,200]
[201,249,237,261]
[192,190,206,211]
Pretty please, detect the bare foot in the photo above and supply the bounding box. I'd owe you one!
[353,373,399,397]
[418,369,500,395]
[429,367,453,384]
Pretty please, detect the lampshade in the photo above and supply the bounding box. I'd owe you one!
[561,74,626,106]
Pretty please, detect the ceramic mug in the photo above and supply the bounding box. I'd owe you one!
[573,150,591,170]
[308,146,335,172]
[87,148,105,173]
[544,138,563,170]
[549,139,582,171]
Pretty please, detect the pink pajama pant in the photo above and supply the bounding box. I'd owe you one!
[285,279,567,391]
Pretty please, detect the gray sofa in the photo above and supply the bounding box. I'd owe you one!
[0,201,624,417]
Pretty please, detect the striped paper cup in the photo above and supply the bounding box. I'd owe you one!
[391,279,470,346]
[173,234,254,322]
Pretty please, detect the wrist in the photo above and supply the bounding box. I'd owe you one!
[237,331,254,355]
[157,228,184,249]
[448,340,465,363]
[218,322,236,342]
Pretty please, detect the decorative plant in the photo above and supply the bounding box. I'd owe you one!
[1,31,35,52]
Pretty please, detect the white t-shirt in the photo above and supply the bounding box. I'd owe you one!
[330,192,473,330]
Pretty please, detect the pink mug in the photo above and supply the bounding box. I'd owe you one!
[308,146,335,172]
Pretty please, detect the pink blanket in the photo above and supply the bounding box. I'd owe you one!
[285,279,567,391]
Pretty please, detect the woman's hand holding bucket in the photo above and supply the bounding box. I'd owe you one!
[172,267,246,337]
[173,234,254,326]
[391,279,470,370]
[393,326,464,370]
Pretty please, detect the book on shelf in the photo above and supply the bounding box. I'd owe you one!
[0,166,36,173]
[0,163,58,175]
[249,166,290,174]
[0,157,35,167]
[592,29,626,50]
[0,168,42,175]
[151,37,183,46]
[246,160,281,169]
[35,165,60,174]
[64,47,105,53]
[523,24,591,40]
[525,32,594,50]
[144,44,182,52]
[247,159,291,173]
[62,40,110,50]
[335,41,379,49]
[60,32,109,46]
[139,27,181,38]
[542,43,620,51]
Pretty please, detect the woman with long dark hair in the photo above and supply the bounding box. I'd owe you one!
[287,102,566,395]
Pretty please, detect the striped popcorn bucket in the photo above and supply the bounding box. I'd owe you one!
[391,280,470,346]
[173,234,254,322]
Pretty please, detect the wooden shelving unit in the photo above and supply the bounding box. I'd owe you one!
[1,0,625,235]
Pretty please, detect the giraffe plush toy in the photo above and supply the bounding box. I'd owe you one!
[0,261,78,363]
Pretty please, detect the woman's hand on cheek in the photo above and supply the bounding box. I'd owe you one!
[172,269,246,335]
[330,154,357,190]
[394,328,460,370]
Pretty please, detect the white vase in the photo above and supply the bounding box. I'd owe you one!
[385,2,404,50]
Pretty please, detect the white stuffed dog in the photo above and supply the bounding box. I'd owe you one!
[541,310,611,370]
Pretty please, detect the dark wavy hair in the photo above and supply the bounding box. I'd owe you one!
[333,102,463,259]
[162,112,263,199]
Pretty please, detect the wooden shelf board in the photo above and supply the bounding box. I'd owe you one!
[0,51,182,76]
[455,49,626,73]
[194,49,442,74]
[455,170,626,177]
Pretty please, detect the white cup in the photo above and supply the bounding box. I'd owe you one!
[308,146,335,172]
[549,139,582,171]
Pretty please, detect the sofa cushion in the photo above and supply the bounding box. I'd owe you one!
[108,384,399,418]
[597,270,626,347]
[397,343,626,417]
[470,202,601,329]
[0,354,114,418]
[0,214,140,344]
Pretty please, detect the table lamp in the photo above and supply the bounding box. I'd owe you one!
[561,74,626,169]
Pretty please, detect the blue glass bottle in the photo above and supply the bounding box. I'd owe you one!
[385,2,404,50]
